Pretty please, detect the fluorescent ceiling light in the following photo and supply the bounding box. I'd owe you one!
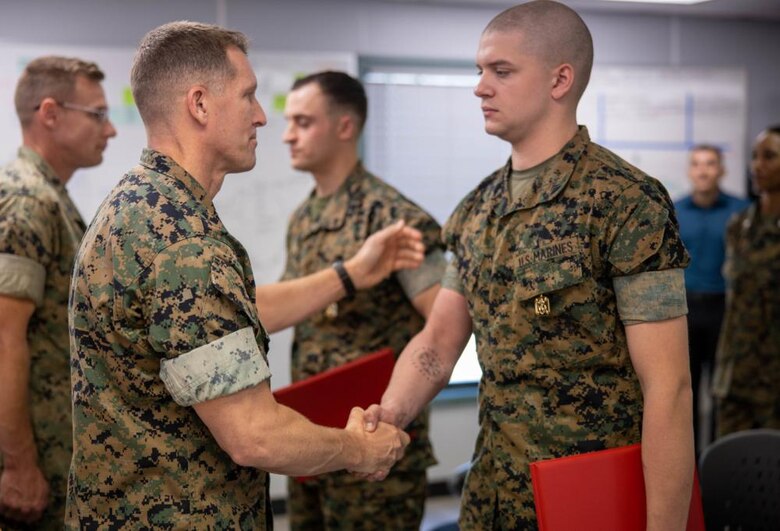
[601,0,712,4]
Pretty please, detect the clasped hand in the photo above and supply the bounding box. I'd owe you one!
[344,406,408,481]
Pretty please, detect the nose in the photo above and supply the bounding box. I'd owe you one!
[104,119,117,138]
[750,157,761,175]
[282,121,295,144]
[254,100,267,128]
[474,73,491,99]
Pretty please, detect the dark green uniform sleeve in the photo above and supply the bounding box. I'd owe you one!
[148,236,271,406]
[604,181,690,276]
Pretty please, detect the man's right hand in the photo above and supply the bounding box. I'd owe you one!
[344,407,409,480]
[0,458,50,524]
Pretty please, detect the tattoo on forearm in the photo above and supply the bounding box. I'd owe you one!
[413,347,443,383]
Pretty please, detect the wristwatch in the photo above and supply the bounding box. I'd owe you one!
[332,260,356,298]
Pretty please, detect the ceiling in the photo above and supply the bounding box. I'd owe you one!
[380,0,780,22]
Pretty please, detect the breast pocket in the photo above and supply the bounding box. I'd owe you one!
[491,237,585,316]
[492,238,604,369]
[514,252,584,310]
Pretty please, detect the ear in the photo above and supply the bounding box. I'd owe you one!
[186,85,209,125]
[550,63,575,101]
[37,97,59,129]
[336,113,357,142]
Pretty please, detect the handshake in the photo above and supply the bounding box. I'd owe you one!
[344,405,406,482]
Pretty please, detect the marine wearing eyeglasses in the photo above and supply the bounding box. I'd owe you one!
[0,56,116,529]
[33,100,111,123]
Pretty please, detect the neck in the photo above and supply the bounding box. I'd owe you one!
[312,150,359,197]
[148,132,224,200]
[691,188,719,208]
[21,135,72,184]
[510,118,578,171]
[760,191,780,217]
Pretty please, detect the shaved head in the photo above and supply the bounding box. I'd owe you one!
[484,0,593,102]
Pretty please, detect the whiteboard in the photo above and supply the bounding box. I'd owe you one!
[580,66,747,201]
[0,42,356,289]
[363,64,748,225]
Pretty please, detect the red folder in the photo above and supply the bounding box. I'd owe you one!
[530,443,705,531]
[273,348,395,428]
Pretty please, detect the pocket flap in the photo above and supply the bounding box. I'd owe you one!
[511,239,584,301]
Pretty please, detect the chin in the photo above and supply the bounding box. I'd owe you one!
[484,124,505,139]
[232,157,257,174]
[291,161,312,173]
[81,156,103,169]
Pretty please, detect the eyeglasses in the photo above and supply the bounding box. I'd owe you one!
[34,100,111,123]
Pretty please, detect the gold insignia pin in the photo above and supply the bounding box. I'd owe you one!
[534,294,550,316]
[325,302,338,319]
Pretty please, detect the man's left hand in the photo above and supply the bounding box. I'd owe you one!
[345,220,425,290]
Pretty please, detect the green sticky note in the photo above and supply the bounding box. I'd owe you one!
[273,93,286,112]
[123,87,135,106]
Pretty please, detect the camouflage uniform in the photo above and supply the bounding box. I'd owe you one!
[66,150,273,530]
[0,147,85,530]
[443,127,689,530]
[713,204,780,435]
[282,162,445,530]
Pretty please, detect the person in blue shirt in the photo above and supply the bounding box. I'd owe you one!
[674,144,749,453]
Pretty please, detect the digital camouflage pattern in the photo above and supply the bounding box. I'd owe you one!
[288,469,426,531]
[713,204,780,435]
[66,149,272,530]
[0,147,85,530]
[282,162,445,529]
[443,127,690,530]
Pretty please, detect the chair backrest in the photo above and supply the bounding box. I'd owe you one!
[699,429,780,531]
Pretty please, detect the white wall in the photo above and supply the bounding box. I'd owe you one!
[4,0,775,137]
[3,0,779,498]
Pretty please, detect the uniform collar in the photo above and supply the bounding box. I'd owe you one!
[300,161,367,237]
[682,191,729,210]
[17,146,64,190]
[491,126,589,218]
[139,148,212,209]
[740,202,780,233]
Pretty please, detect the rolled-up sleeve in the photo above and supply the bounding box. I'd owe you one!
[440,260,464,295]
[0,194,54,306]
[160,326,271,406]
[0,253,45,306]
[397,248,447,299]
[613,268,688,324]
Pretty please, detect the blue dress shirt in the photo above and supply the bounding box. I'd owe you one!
[675,192,750,293]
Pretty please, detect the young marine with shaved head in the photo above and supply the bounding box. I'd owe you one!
[365,1,695,529]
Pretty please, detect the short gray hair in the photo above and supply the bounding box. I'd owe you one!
[15,56,104,127]
[131,21,249,126]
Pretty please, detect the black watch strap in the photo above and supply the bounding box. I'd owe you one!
[332,260,356,298]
